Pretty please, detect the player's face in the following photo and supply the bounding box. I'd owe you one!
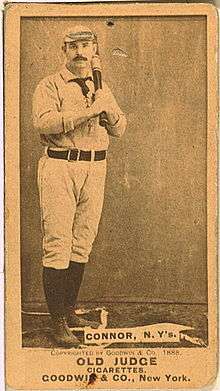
[65,40,96,70]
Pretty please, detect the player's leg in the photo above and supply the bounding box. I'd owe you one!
[38,156,80,346]
[66,160,107,327]
[71,159,107,263]
[65,261,99,328]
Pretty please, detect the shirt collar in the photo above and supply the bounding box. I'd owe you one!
[60,66,93,83]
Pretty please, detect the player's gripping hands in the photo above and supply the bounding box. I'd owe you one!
[90,89,120,126]
[90,89,111,116]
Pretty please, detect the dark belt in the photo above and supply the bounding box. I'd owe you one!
[47,148,107,161]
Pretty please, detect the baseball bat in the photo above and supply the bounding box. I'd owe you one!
[91,45,108,127]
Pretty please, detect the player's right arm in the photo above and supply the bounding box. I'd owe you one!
[32,78,105,135]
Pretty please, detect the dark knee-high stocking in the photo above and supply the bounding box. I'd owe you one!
[65,261,85,309]
[65,262,99,329]
[42,266,81,346]
[43,267,68,316]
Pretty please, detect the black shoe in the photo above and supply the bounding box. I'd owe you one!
[67,312,100,329]
[51,314,81,347]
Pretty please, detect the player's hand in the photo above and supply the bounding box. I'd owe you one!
[91,89,111,116]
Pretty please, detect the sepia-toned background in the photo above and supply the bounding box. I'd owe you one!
[20,16,207,309]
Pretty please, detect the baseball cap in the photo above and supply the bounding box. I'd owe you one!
[63,25,96,44]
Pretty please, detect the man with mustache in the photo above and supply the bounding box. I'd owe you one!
[32,25,127,347]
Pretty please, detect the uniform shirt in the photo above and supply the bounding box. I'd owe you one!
[32,66,127,151]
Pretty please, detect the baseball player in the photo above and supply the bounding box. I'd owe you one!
[32,25,127,347]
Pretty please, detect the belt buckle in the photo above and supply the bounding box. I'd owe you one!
[67,149,80,161]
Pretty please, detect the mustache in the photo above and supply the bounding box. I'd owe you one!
[73,55,88,62]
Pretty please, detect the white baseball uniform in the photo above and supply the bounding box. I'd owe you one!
[33,66,126,269]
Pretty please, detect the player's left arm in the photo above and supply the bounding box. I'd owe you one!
[101,83,127,138]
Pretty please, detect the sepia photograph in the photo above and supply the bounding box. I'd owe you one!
[21,13,208,349]
[5,3,218,389]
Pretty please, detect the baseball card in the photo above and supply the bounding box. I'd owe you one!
[4,2,218,390]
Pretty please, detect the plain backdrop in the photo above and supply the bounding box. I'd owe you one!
[20,15,208,307]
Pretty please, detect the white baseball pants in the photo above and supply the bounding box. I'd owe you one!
[37,155,106,269]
